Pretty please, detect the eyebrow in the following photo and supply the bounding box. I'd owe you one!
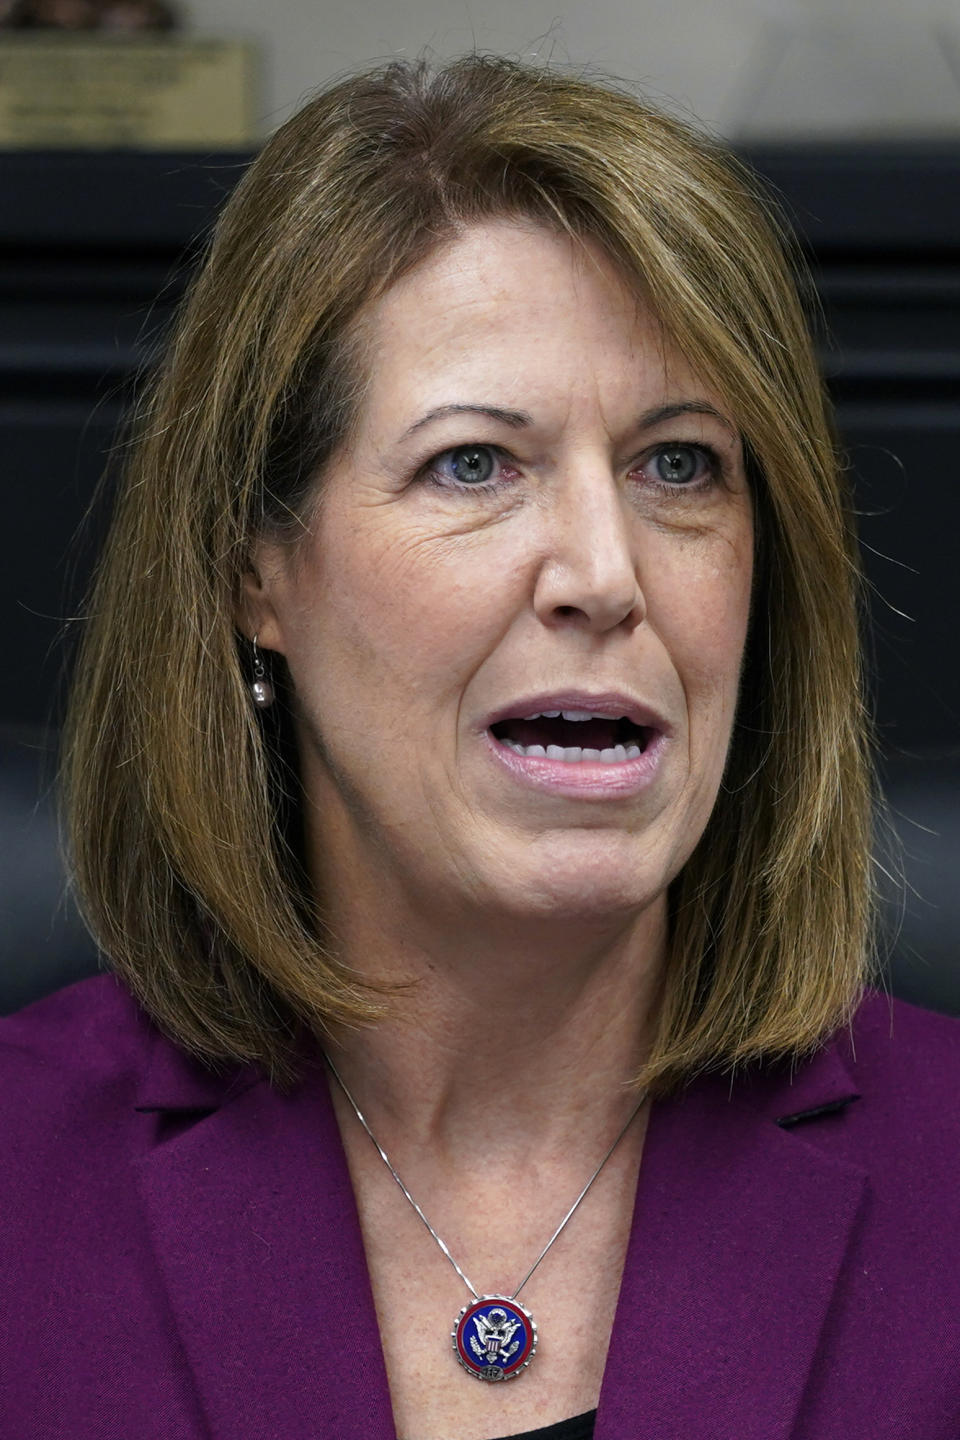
[399,400,738,442]
[640,401,739,438]
[401,404,532,439]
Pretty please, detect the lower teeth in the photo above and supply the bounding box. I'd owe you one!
[501,740,643,763]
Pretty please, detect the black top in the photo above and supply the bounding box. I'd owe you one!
[490,1410,597,1440]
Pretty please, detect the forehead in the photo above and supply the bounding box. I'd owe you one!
[352,219,720,429]
[376,218,642,330]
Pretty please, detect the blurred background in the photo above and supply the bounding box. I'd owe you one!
[191,0,960,141]
[1,0,958,1013]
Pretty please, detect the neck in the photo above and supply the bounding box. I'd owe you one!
[322,882,666,1169]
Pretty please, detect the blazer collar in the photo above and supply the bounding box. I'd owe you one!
[597,1035,866,1439]
[134,1037,396,1440]
[134,1026,864,1440]
[133,1021,263,1114]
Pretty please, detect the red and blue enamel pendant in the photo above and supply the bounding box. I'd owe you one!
[452,1295,538,1381]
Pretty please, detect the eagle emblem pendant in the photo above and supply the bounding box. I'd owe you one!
[452,1296,537,1381]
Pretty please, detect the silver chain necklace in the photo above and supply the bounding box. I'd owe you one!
[324,1051,647,1383]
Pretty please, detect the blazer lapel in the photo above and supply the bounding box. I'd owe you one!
[133,1020,866,1440]
[596,1039,867,1440]
[133,1036,396,1440]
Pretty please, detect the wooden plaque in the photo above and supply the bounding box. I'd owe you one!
[0,35,259,148]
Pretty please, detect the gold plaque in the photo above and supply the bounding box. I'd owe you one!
[0,34,258,147]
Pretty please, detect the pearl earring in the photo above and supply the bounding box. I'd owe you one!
[250,635,275,709]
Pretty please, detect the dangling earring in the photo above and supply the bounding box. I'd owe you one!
[250,634,275,709]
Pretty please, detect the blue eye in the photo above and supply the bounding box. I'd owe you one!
[651,445,707,485]
[423,444,511,492]
[441,446,497,485]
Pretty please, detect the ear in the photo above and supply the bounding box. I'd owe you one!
[235,539,289,655]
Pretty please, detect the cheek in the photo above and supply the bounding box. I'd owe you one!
[653,530,753,727]
[294,519,507,709]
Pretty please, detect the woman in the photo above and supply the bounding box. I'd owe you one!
[2,56,958,1440]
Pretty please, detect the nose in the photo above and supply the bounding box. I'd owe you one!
[532,469,645,633]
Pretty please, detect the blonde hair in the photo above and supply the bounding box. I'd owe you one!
[63,56,873,1091]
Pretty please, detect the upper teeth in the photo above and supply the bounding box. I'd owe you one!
[522,709,622,722]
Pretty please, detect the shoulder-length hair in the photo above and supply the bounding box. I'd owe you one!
[63,55,873,1091]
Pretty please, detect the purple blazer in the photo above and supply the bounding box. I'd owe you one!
[2,975,959,1438]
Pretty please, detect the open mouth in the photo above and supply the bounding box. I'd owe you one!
[489,710,654,763]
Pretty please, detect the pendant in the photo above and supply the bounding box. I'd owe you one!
[452,1295,537,1381]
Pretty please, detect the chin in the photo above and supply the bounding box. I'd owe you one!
[486,848,668,924]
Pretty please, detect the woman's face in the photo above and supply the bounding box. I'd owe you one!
[248,220,753,928]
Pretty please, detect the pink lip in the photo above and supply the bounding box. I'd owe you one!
[483,727,667,798]
[481,689,670,799]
